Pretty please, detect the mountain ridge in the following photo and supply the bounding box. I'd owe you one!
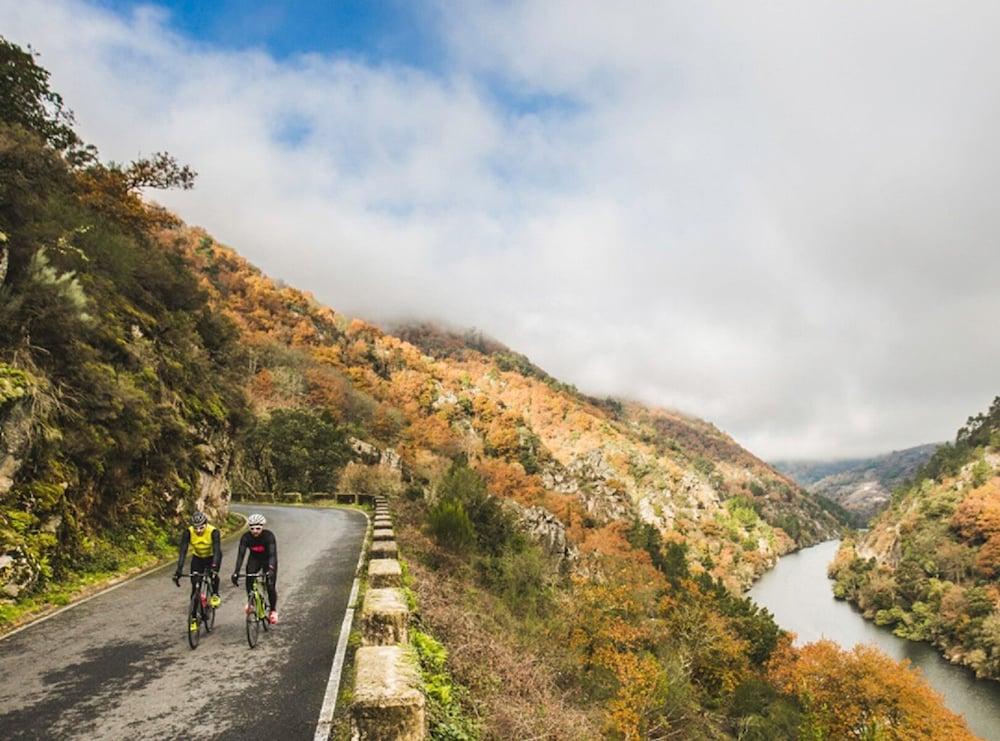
[774,443,941,523]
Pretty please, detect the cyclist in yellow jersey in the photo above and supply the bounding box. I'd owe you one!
[172,511,222,607]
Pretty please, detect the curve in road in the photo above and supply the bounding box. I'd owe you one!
[0,504,366,740]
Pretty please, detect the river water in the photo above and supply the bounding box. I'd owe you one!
[747,539,1000,740]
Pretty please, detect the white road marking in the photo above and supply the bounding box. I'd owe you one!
[315,505,371,740]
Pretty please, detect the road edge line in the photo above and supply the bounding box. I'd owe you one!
[315,505,370,741]
[0,512,249,643]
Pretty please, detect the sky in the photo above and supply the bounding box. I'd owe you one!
[2,0,999,460]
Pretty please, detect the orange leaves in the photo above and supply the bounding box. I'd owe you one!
[475,458,545,506]
[569,559,668,740]
[768,640,975,739]
[304,366,351,416]
[952,479,1000,541]
[406,414,463,458]
[249,368,274,402]
[482,417,521,458]
[384,368,435,417]
[950,480,1000,578]
[579,521,635,559]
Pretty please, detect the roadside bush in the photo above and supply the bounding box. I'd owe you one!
[435,461,521,556]
[479,545,552,617]
[242,408,351,492]
[338,461,403,498]
[428,498,475,551]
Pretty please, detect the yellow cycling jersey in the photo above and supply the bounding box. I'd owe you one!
[188,523,217,558]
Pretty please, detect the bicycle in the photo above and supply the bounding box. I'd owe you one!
[178,570,216,649]
[234,570,271,648]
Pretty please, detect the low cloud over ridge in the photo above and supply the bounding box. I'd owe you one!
[3,0,999,459]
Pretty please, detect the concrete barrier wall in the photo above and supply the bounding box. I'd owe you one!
[350,496,425,740]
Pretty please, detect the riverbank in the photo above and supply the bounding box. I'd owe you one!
[748,539,1000,741]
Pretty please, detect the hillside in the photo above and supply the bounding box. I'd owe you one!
[1,38,977,740]
[774,443,940,523]
[830,399,1000,680]
[160,247,843,591]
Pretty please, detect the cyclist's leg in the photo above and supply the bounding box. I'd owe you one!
[191,555,211,596]
[187,556,199,596]
[265,567,278,610]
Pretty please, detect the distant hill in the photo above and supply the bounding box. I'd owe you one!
[773,444,940,523]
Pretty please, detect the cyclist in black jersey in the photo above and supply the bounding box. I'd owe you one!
[231,512,279,624]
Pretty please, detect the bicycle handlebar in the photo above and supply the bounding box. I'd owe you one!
[177,571,213,577]
[232,571,269,580]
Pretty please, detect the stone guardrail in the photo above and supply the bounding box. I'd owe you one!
[349,496,425,740]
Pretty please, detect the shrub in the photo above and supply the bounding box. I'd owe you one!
[243,408,350,492]
[428,498,475,551]
[479,545,552,617]
[338,461,403,498]
[435,462,521,556]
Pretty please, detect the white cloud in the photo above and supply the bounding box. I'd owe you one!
[2,0,999,459]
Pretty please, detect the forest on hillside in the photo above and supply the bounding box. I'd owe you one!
[831,398,1000,682]
[0,37,980,739]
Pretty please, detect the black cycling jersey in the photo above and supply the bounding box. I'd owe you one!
[234,529,278,573]
[234,528,278,608]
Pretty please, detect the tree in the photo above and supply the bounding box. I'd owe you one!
[244,408,350,492]
[0,36,89,158]
[768,640,975,739]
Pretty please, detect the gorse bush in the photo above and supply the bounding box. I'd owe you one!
[428,497,475,551]
[478,544,552,617]
[433,461,522,556]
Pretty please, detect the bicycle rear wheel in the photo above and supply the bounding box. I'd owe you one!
[188,594,201,649]
[246,596,260,648]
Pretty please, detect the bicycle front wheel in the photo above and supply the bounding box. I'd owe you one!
[188,595,201,649]
[246,599,260,648]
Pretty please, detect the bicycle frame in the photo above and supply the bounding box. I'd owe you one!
[179,570,215,649]
[235,571,271,647]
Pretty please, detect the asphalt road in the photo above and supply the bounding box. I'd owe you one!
[0,504,366,740]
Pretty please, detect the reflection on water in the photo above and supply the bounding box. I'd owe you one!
[747,540,1000,741]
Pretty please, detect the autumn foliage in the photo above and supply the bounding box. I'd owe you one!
[768,640,975,739]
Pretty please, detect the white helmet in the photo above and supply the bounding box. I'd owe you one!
[247,513,266,526]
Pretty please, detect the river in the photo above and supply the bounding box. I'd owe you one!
[747,539,1000,741]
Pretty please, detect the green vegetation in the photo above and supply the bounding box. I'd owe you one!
[0,36,249,623]
[411,629,480,741]
[241,408,351,493]
[427,461,551,617]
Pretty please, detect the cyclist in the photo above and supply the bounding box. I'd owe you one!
[173,511,222,608]
[231,513,279,624]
